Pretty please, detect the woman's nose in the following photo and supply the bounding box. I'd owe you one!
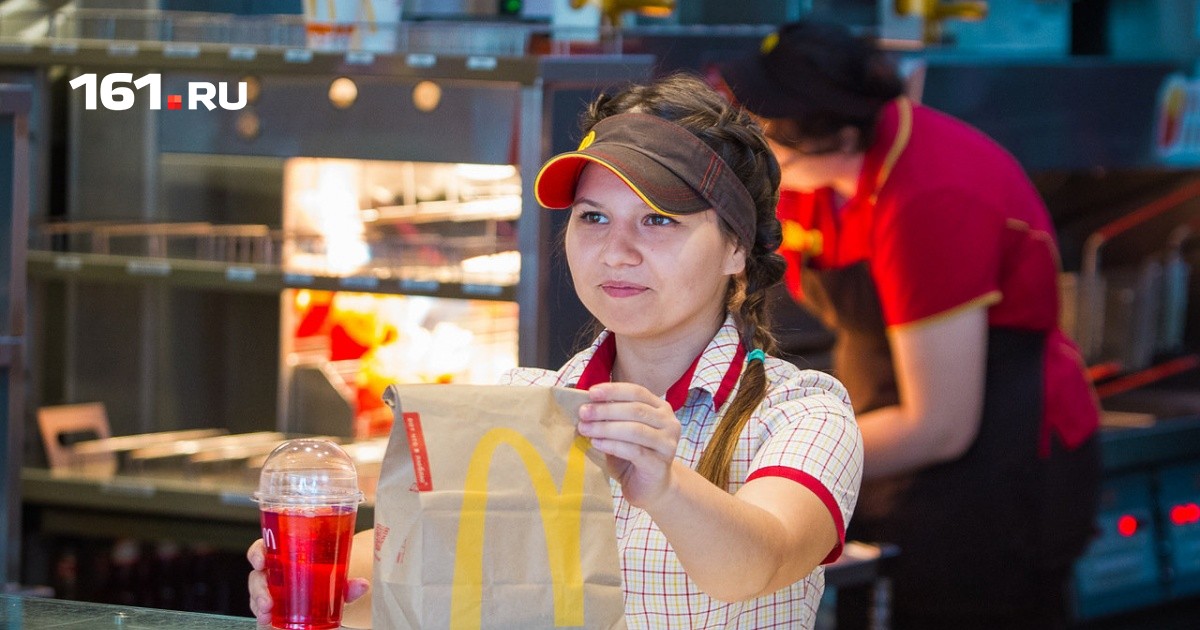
[598,223,642,267]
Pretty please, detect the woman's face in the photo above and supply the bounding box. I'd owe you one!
[565,165,745,342]
[766,137,859,193]
[757,118,862,194]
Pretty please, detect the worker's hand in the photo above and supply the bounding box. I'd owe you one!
[246,538,370,625]
[578,382,681,509]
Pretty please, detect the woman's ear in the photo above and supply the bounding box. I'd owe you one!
[722,244,747,276]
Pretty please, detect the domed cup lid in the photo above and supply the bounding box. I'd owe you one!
[253,438,364,506]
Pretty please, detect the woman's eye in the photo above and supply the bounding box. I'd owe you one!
[644,214,678,227]
[576,210,607,224]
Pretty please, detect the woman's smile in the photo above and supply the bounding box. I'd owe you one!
[600,281,649,298]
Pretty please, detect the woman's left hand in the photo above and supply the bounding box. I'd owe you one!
[578,382,681,508]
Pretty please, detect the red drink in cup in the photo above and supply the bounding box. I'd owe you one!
[255,439,363,630]
[262,506,357,629]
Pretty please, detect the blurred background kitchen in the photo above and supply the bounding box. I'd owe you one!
[0,0,1198,627]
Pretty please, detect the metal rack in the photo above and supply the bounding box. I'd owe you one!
[3,14,651,433]
[0,83,31,587]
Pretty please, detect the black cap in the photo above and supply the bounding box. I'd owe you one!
[716,20,888,120]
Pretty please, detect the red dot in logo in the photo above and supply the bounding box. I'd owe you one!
[167,94,182,110]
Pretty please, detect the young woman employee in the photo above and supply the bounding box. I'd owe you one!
[714,18,1102,630]
[248,73,863,629]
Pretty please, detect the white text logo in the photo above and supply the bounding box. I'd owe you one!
[68,73,247,111]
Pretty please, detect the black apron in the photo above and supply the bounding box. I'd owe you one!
[803,263,1100,619]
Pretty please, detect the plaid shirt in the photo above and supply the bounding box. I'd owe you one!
[502,317,863,629]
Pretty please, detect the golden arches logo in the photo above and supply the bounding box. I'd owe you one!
[451,428,591,628]
[577,130,597,151]
[761,31,779,54]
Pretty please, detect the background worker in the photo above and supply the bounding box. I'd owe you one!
[714,19,1102,629]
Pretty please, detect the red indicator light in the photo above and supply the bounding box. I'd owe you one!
[1170,503,1200,526]
[1117,515,1139,537]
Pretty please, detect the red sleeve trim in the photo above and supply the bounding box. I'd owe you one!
[746,465,846,564]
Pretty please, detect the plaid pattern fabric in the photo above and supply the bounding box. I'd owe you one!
[502,317,863,629]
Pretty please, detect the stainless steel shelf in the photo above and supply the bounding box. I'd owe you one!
[0,38,544,84]
[27,250,517,301]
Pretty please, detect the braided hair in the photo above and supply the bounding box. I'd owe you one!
[580,73,787,490]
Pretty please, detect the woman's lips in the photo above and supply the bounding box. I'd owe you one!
[600,283,648,298]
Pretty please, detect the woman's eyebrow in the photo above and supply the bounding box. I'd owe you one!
[571,198,601,210]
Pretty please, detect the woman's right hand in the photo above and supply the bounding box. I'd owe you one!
[246,538,371,625]
[246,539,273,625]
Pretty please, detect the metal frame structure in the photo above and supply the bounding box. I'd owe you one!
[0,83,31,586]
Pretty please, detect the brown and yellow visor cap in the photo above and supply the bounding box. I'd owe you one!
[534,112,756,248]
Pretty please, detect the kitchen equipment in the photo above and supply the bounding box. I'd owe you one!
[33,221,277,264]
[1158,222,1198,354]
[1063,181,1200,377]
[71,427,229,473]
[1094,354,1200,399]
[1156,461,1200,598]
[37,402,113,472]
[1098,258,1162,372]
[570,0,675,27]
[892,0,989,44]
[1073,473,1167,619]
[0,84,31,589]
[127,431,288,473]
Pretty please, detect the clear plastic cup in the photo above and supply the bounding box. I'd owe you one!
[253,438,364,630]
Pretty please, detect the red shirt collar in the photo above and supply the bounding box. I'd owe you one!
[849,97,913,209]
[575,333,748,412]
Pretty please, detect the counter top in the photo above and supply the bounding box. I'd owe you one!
[16,410,1200,560]
[0,595,255,629]
[1098,412,1200,473]
[20,467,374,551]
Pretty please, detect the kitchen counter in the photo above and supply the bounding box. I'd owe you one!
[1099,412,1200,472]
[18,414,1199,625]
[0,594,255,629]
[18,465,901,621]
[20,467,375,552]
[18,411,1200,550]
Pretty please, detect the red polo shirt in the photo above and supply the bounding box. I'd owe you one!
[778,99,1099,455]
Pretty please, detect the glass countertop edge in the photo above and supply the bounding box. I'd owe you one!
[1,594,257,629]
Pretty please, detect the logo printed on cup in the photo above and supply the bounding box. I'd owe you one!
[262,511,280,552]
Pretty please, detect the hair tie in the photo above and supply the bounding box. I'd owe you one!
[746,348,766,363]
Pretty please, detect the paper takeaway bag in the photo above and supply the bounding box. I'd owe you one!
[374,384,626,629]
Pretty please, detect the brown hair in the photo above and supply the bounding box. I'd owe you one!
[580,73,787,490]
